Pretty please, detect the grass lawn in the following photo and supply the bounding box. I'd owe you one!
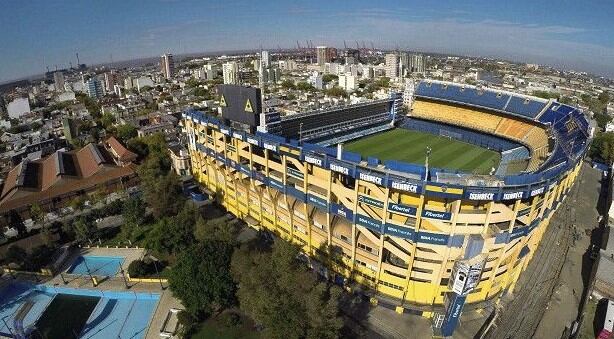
[35,294,100,339]
[190,311,260,339]
[344,129,500,175]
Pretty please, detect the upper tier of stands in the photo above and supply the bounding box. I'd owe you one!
[412,80,592,174]
[415,80,549,119]
[278,100,393,140]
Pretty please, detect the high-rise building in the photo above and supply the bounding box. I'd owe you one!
[409,54,425,74]
[160,54,175,79]
[86,77,104,99]
[344,49,360,65]
[223,62,240,85]
[104,71,120,93]
[385,53,399,78]
[316,46,337,66]
[399,52,410,77]
[53,71,65,92]
[260,50,271,69]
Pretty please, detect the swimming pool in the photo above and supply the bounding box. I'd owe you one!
[67,255,125,276]
[0,283,160,339]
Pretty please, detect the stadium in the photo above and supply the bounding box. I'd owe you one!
[182,80,592,336]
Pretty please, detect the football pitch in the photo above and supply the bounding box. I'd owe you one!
[344,129,500,175]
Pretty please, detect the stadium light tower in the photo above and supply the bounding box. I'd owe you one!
[425,146,432,180]
[299,122,304,145]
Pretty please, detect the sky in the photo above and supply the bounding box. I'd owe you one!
[1,0,614,83]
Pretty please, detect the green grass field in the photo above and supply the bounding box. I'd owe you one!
[344,129,500,175]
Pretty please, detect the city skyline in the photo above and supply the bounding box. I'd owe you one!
[1,0,613,83]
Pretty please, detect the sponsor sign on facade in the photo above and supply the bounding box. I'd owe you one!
[358,195,384,208]
[384,223,415,240]
[421,209,452,221]
[388,202,418,216]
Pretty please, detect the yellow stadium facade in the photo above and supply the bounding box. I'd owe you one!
[182,110,582,315]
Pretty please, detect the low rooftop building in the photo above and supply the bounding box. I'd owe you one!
[0,137,138,222]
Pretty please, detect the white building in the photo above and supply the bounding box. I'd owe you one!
[385,53,399,78]
[261,50,271,68]
[136,77,155,92]
[7,97,30,118]
[57,91,76,102]
[308,72,323,90]
[338,73,357,91]
[223,62,239,85]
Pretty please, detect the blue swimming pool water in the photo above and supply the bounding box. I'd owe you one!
[0,283,160,339]
[67,255,125,276]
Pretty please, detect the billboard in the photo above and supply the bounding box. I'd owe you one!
[217,85,262,127]
[449,255,485,296]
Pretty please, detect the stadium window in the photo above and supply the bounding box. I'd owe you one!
[440,278,449,286]
[268,151,282,164]
[409,277,431,283]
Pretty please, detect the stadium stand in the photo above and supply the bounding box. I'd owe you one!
[411,100,502,134]
[400,118,523,152]
[415,80,549,119]
[312,123,393,146]
[279,99,394,141]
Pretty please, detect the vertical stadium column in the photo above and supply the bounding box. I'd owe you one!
[222,131,230,207]
[433,199,462,302]
[482,201,495,235]
[246,142,253,225]
[402,193,425,303]
[486,199,519,298]
[324,165,333,255]
[375,178,391,286]
[351,175,360,270]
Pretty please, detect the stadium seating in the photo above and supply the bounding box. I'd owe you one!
[412,100,502,134]
[313,123,393,146]
[495,146,530,175]
[400,118,523,152]
[495,118,533,140]
[279,100,393,140]
[415,81,549,119]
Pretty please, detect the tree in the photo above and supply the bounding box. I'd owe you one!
[590,132,614,163]
[231,240,343,339]
[169,241,236,315]
[100,112,116,129]
[296,82,316,92]
[72,216,96,242]
[145,203,197,254]
[322,74,338,84]
[4,245,27,266]
[116,124,137,141]
[123,196,147,225]
[142,172,184,218]
[30,203,44,224]
[69,196,86,211]
[281,79,296,90]
[194,217,238,244]
[325,87,348,98]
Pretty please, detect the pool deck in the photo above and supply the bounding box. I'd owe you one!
[45,247,183,339]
